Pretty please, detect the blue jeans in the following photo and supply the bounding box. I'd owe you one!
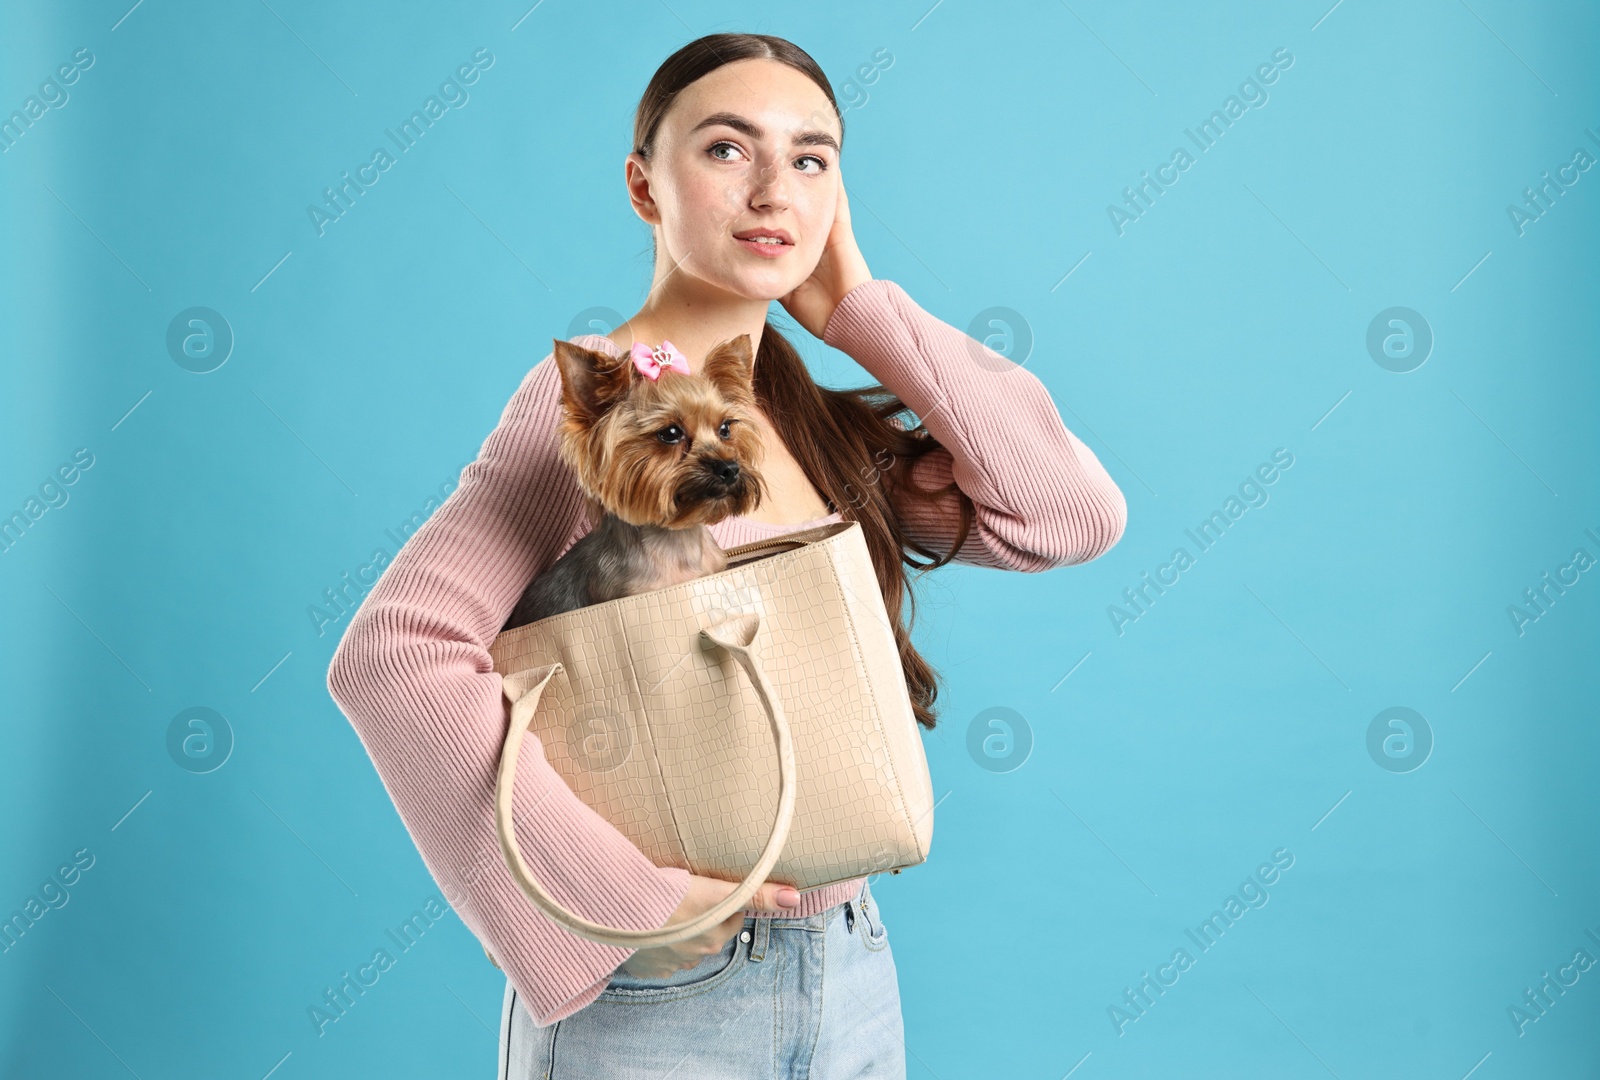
[498,878,905,1079]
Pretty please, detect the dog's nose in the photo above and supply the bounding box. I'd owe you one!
[705,458,741,484]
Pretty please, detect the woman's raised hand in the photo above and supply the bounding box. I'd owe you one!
[779,177,872,340]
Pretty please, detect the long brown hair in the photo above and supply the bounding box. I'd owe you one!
[632,32,974,730]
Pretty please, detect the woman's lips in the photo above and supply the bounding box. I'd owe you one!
[734,236,793,258]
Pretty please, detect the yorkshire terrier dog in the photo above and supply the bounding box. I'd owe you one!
[501,334,769,631]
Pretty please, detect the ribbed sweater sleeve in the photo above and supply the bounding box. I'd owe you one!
[324,356,693,1028]
[821,279,1128,571]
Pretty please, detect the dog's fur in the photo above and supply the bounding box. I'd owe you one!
[502,334,768,631]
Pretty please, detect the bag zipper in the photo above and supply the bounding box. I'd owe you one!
[722,521,848,560]
[722,536,809,561]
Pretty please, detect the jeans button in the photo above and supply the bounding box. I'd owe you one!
[740,930,752,943]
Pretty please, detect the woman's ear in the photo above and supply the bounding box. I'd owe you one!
[623,153,660,226]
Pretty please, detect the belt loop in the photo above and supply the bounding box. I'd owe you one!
[750,916,770,962]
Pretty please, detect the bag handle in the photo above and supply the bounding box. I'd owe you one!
[492,612,797,948]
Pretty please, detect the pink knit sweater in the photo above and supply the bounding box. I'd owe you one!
[325,278,1127,1026]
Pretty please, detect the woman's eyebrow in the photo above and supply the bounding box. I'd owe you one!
[690,111,839,152]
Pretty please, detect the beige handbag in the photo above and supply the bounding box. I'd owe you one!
[486,519,936,950]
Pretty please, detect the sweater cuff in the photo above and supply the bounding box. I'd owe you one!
[820,277,952,432]
[821,277,891,352]
[500,777,694,1025]
[530,865,693,1026]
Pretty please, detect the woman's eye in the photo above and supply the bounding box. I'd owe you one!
[658,425,685,444]
[710,141,828,175]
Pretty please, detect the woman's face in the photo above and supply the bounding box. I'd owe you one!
[630,58,842,301]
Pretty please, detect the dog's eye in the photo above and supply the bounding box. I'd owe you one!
[717,420,734,439]
[657,424,685,445]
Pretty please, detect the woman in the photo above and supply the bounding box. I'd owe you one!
[326,32,1127,1079]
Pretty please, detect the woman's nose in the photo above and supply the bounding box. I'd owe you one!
[748,158,791,211]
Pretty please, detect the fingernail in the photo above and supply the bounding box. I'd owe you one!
[777,886,800,907]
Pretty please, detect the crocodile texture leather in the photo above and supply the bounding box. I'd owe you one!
[487,520,936,948]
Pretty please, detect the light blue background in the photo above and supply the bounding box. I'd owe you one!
[2,1,1596,1077]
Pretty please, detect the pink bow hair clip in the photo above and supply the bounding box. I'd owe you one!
[629,340,691,381]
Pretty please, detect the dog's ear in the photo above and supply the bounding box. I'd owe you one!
[700,334,757,408]
[552,339,631,422]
